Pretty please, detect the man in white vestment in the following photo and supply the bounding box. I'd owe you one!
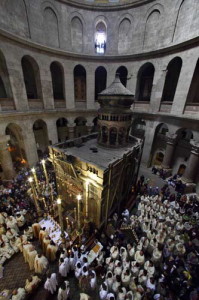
[27,246,37,270]
[11,288,26,300]
[34,253,48,274]
[44,274,57,294]
[25,275,41,293]
[57,281,70,300]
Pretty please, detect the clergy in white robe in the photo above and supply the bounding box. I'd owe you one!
[59,259,68,277]
[44,276,56,294]
[25,275,41,293]
[27,247,37,271]
[99,282,108,300]
[46,241,58,262]
[32,223,41,239]
[134,250,145,265]
[106,293,115,300]
[57,281,70,300]
[106,271,113,291]
[7,216,19,233]
[50,273,58,290]
[90,271,97,290]
[34,254,48,274]
[11,288,26,300]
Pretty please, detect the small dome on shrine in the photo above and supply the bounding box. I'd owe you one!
[99,73,133,96]
[98,73,134,109]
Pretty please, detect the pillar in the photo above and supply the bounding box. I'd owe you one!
[23,128,38,167]
[64,65,75,109]
[182,142,199,183]
[86,66,95,110]
[0,135,15,179]
[7,63,29,111]
[46,120,58,144]
[40,67,54,110]
[162,135,176,169]
[68,126,75,139]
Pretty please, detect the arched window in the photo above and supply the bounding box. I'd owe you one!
[95,21,107,54]
[173,0,196,42]
[116,66,128,87]
[74,65,86,102]
[144,10,161,49]
[71,17,83,52]
[186,59,199,103]
[44,7,59,48]
[21,56,42,100]
[95,66,107,100]
[136,63,155,101]
[118,18,131,54]
[161,57,182,102]
[50,62,64,100]
[1,0,30,38]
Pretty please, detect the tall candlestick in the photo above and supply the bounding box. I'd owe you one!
[76,194,82,230]
[28,177,41,214]
[85,181,89,218]
[57,197,65,238]
[41,159,49,185]
[31,167,40,192]
[74,208,77,222]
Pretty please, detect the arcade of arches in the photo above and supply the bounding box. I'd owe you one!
[0,0,199,195]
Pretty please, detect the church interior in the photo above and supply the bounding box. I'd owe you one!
[0,0,199,299]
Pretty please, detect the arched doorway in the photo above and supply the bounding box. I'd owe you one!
[50,62,65,107]
[95,66,107,100]
[56,118,68,142]
[21,55,43,109]
[135,63,155,101]
[116,66,128,87]
[74,65,86,103]
[161,57,182,102]
[33,120,49,157]
[5,123,27,171]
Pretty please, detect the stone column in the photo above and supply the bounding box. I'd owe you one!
[87,125,93,135]
[86,66,95,110]
[162,134,177,169]
[7,62,29,111]
[182,142,199,183]
[64,65,75,109]
[68,126,75,139]
[0,135,15,179]
[46,120,58,145]
[23,128,38,167]
[40,64,54,110]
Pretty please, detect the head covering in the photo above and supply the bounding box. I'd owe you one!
[154,294,161,300]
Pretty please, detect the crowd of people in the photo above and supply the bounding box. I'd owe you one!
[0,163,199,300]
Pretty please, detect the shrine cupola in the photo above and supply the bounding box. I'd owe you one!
[97,73,134,147]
